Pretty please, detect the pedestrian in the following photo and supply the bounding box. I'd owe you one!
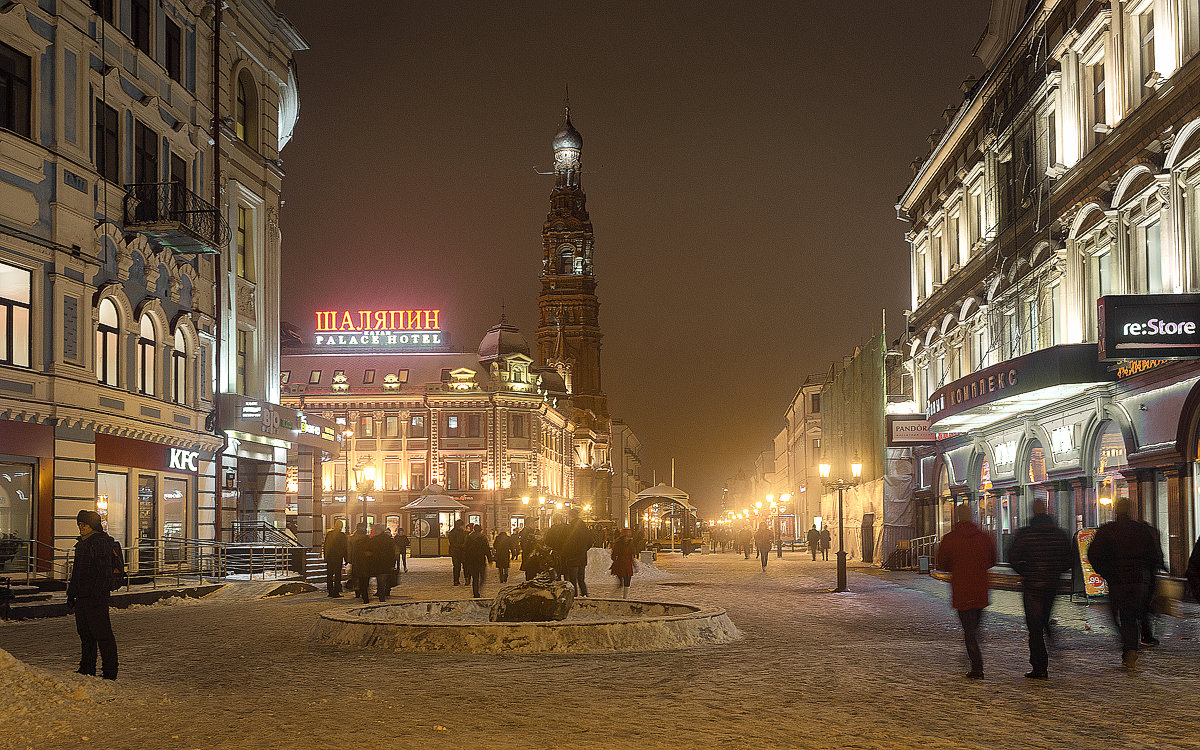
[1087,497,1161,670]
[1187,535,1200,603]
[321,520,348,597]
[738,526,753,559]
[350,523,377,604]
[632,525,646,554]
[754,522,772,571]
[463,524,493,598]
[1007,499,1073,679]
[448,518,468,586]
[610,527,635,598]
[347,522,368,595]
[563,509,592,596]
[371,527,398,601]
[394,526,409,573]
[545,514,571,579]
[806,524,820,561]
[1139,523,1166,647]
[520,527,543,581]
[66,510,119,680]
[493,530,514,584]
[820,526,832,561]
[936,503,997,679]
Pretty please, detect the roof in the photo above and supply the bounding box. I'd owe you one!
[477,316,531,362]
[400,485,470,511]
[280,351,485,395]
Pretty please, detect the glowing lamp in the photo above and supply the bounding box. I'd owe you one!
[1098,497,1113,505]
[521,497,530,505]
[819,461,831,479]
[851,453,863,478]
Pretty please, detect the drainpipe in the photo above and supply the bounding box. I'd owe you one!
[211,0,228,542]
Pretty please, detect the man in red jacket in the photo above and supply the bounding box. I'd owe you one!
[937,503,998,679]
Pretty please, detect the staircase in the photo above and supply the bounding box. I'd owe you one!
[303,550,326,586]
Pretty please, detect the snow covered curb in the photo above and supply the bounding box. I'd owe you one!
[0,647,115,717]
[309,598,742,654]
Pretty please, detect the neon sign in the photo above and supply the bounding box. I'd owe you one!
[313,309,443,349]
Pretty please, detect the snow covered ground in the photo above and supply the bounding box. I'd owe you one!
[1,552,1198,749]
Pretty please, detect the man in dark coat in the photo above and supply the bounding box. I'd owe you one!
[738,526,753,559]
[936,503,997,679]
[819,527,832,561]
[394,527,409,573]
[806,524,821,561]
[493,531,514,584]
[544,515,571,580]
[562,510,592,596]
[519,527,544,581]
[1087,498,1161,670]
[1007,499,1073,679]
[754,522,772,571]
[447,518,468,586]
[350,523,377,604]
[66,510,118,680]
[371,527,398,601]
[463,525,494,598]
[321,520,349,597]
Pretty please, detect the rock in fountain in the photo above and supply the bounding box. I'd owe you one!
[489,574,575,622]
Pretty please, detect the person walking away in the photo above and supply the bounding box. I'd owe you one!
[563,509,592,596]
[754,522,772,571]
[347,522,368,594]
[1007,499,1073,679]
[738,526,753,559]
[806,524,820,561]
[1087,497,1160,670]
[463,525,494,598]
[394,527,409,573]
[820,526,832,561]
[936,503,997,679]
[611,527,636,598]
[545,515,571,580]
[350,523,378,604]
[520,527,543,581]
[67,510,119,680]
[448,519,469,586]
[372,527,398,601]
[1139,523,1166,647]
[322,520,349,597]
[493,530,514,584]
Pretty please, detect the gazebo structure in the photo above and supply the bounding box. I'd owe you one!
[401,484,468,557]
[630,484,698,551]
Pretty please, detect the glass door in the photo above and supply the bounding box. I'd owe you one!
[0,461,34,573]
[137,474,157,572]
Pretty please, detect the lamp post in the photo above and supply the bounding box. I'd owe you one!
[353,462,376,531]
[341,428,354,526]
[819,453,862,593]
[776,493,791,558]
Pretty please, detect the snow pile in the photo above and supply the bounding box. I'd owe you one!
[118,594,206,612]
[0,646,114,718]
[585,548,672,580]
[632,557,673,581]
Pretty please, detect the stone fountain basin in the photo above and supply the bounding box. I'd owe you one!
[309,598,742,654]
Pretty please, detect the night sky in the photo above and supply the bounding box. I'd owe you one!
[274,1,990,514]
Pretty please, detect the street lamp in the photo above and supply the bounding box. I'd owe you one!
[776,492,791,558]
[353,462,376,531]
[819,453,863,593]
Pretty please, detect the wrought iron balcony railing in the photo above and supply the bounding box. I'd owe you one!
[124,182,230,255]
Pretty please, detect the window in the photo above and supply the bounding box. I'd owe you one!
[948,212,963,266]
[136,316,156,395]
[235,329,247,395]
[134,120,157,183]
[1046,108,1057,169]
[131,0,151,54]
[409,462,426,491]
[363,369,375,384]
[0,41,32,138]
[468,413,481,438]
[384,415,400,438]
[812,438,821,453]
[975,327,988,370]
[165,19,182,83]
[236,205,254,281]
[1006,311,1019,358]
[359,415,374,438]
[172,329,186,404]
[235,71,257,147]
[468,461,481,491]
[410,414,426,438]
[1025,297,1040,353]
[333,462,346,492]
[1135,220,1163,293]
[810,394,820,413]
[0,262,31,368]
[96,299,119,386]
[384,461,400,491]
[95,100,119,183]
[308,370,321,384]
[509,413,529,438]
[444,461,460,491]
[509,461,527,488]
[967,181,983,247]
[1088,58,1107,144]
[931,230,944,284]
[91,0,114,24]
[1050,281,1064,345]
[446,415,460,437]
[1135,8,1156,102]
[1090,247,1113,301]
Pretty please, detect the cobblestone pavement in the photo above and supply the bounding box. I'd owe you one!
[2,552,1199,750]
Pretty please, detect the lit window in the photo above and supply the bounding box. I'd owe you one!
[236,329,248,395]
[236,205,254,281]
[136,316,156,396]
[172,328,187,404]
[363,369,375,384]
[96,299,119,386]
[308,370,321,384]
[0,262,31,368]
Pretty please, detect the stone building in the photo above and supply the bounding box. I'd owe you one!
[902,0,1200,574]
[0,0,332,578]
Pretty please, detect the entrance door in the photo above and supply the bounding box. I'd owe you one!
[236,458,261,524]
[0,461,35,573]
[137,474,157,571]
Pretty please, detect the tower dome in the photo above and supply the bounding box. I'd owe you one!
[477,314,531,363]
[553,109,583,152]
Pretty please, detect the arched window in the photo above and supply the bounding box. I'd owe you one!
[96,299,119,386]
[235,70,257,148]
[136,315,156,396]
[172,328,187,405]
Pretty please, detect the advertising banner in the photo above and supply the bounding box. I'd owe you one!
[886,416,935,446]
[1074,528,1108,598]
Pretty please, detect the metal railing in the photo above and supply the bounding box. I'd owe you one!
[232,520,299,547]
[885,534,939,570]
[123,181,230,251]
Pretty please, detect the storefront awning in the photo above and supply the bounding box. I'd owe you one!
[401,485,469,512]
[928,343,1117,432]
[216,393,340,455]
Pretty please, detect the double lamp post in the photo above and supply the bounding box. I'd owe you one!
[818,453,862,593]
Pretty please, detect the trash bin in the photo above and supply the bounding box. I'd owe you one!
[918,555,931,573]
[638,551,655,566]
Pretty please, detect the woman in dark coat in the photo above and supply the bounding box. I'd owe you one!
[493,531,514,584]
[610,528,635,599]
[520,528,545,581]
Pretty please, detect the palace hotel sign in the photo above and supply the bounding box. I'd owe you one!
[313,308,443,350]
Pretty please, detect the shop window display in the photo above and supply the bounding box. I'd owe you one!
[1093,421,1128,528]
[96,471,127,549]
[0,462,34,572]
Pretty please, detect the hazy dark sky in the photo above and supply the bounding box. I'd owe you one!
[274,1,990,513]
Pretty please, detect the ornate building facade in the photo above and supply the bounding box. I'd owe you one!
[536,108,614,518]
[902,0,1200,575]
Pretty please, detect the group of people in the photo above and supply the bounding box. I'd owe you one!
[938,497,1200,679]
[711,523,832,569]
[320,520,410,604]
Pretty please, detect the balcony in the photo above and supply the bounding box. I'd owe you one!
[124,182,230,255]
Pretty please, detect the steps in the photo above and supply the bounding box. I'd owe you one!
[303,550,326,586]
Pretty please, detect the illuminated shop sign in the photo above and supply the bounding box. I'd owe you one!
[217,394,341,454]
[1098,294,1200,360]
[169,448,199,472]
[886,416,935,445]
[1113,359,1171,379]
[313,309,443,350]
